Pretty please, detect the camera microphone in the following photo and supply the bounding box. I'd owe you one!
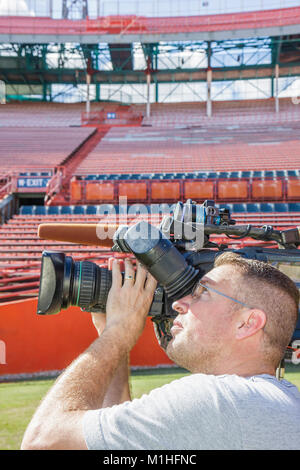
[38,223,117,248]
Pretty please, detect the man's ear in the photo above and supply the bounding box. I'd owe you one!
[236,309,267,340]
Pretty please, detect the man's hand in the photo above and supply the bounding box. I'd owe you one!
[103,258,157,350]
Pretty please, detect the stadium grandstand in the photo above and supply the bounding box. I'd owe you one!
[0,0,300,378]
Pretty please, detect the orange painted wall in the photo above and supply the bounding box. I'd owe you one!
[0,298,173,378]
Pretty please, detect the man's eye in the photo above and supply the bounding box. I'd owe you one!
[192,285,208,299]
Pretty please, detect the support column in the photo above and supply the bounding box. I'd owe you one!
[275,63,279,113]
[146,71,151,118]
[206,42,212,118]
[207,67,212,118]
[155,77,159,103]
[86,73,91,114]
[146,55,151,118]
[96,83,100,102]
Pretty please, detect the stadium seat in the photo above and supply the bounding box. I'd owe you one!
[86,182,114,202]
[218,172,229,179]
[48,206,60,215]
[217,180,248,200]
[274,203,288,212]
[246,203,260,212]
[73,206,86,215]
[232,203,247,213]
[184,181,215,200]
[19,206,34,215]
[60,206,72,215]
[70,181,82,201]
[251,179,283,200]
[287,179,300,200]
[288,203,300,211]
[35,206,47,215]
[118,182,148,201]
[86,205,97,215]
[151,181,180,200]
[241,171,252,178]
[260,203,275,212]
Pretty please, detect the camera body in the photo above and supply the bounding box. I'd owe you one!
[37,199,300,347]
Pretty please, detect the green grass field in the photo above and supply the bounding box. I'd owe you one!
[0,365,299,450]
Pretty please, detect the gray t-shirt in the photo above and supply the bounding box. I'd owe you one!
[82,373,300,450]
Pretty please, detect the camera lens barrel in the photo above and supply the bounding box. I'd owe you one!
[37,251,112,315]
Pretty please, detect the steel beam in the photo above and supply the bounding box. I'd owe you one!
[1,63,300,86]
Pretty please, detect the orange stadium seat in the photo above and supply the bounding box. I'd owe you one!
[118,182,148,201]
[151,181,180,201]
[184,181,215,200]
[286,179,300,200]
[70,181,82,201]
[251,179,283,200]
[217,180,249,200]
[86,182,115,202]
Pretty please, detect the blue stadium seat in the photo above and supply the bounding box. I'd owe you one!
[99,204,116,216]
[60,206,72,215]
[47,206,60,215]
[276,170,287,178]
[229,171,241,179]
[20,206,34,215]
[233,203,247,212]
[274,203,288,212]
[153,173,163,180]
[139,174,151,180]
[194,172,207,179]
[73,205,86,215]
[264,171,275,178]
[260,203,275,212]
[246,203,260,212]
[288,203,300,212]
[86,205,97,215]
[241,171,252,178]
[35,206,46,215]
[219,203,233,211]
[164,173,174,179]
[185,173,196,179]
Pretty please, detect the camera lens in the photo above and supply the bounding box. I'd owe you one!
[37,251,112,315]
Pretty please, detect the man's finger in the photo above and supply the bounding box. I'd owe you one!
[123,258,135,284]
[134,261,148,288]
[111,259,122,289]
[145,272,157,293]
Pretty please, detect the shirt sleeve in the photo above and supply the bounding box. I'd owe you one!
[82,375,242,450]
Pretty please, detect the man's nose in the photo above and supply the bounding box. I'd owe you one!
[172,296,190,314]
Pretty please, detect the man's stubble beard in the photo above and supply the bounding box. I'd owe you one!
[166,336,222,374]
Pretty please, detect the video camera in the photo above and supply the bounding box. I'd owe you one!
[36,199,300,357]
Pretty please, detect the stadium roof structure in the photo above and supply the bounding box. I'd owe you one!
[0,2,300,104]
[1,7,300,43]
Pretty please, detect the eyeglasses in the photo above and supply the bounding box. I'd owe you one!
[192,281,253,309]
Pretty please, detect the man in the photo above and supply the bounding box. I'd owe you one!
[21,253,300,450]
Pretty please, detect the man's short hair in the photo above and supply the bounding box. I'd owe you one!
[214,252,299,365]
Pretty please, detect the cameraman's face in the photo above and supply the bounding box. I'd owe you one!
[167,264,241,373]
